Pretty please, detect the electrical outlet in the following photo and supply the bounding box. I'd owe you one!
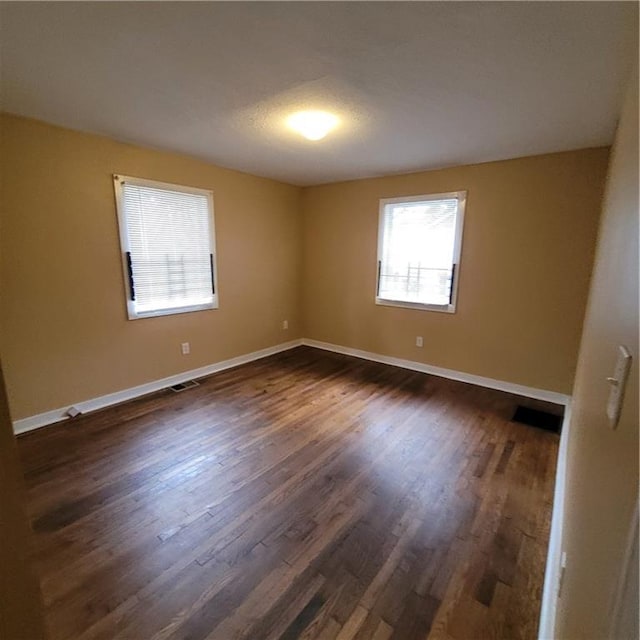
[416,336,423,348]
[282,320,289,330]
[181,342,190,355]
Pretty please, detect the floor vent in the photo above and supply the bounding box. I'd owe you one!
[170,380,200,393]
[512,406,562,433]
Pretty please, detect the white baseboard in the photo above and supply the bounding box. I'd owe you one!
[538,402,572,639]
[13,339,303,435]
[14,337,570,436]
[301,339,570,406]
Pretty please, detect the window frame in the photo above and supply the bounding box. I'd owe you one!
[375,190,466,314]
[113,174,219,320]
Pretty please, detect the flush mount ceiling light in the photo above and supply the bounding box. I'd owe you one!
[287,110,339,141]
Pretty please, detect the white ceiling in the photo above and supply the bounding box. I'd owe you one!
[1,2,636,186]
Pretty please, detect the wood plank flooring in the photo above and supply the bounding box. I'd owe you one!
[17,346,560,640]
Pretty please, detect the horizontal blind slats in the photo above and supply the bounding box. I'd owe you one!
[122,183,214,313]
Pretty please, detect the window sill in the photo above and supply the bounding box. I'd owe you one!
[375,297,456,314]
[127,300,218,320]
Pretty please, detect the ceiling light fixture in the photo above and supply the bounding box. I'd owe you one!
[287,110,339,141]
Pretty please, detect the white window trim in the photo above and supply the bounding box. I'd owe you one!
[113,174,219,320]
[375,190,466,314]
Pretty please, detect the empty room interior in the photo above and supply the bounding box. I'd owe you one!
[0,3,638,640]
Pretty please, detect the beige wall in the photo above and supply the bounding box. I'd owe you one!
[556,66,638,637]
[0,362,48,639]
[0,113,611,422]
[301,149,609,395]
[0,114,302,420]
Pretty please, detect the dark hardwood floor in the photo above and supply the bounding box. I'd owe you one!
[17,346,559,640]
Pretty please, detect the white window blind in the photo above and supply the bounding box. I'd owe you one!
[376,192,465,312]
[114,176,218,319]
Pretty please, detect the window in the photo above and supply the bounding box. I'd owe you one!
[113,175,218,319]
[376,191,466,312]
